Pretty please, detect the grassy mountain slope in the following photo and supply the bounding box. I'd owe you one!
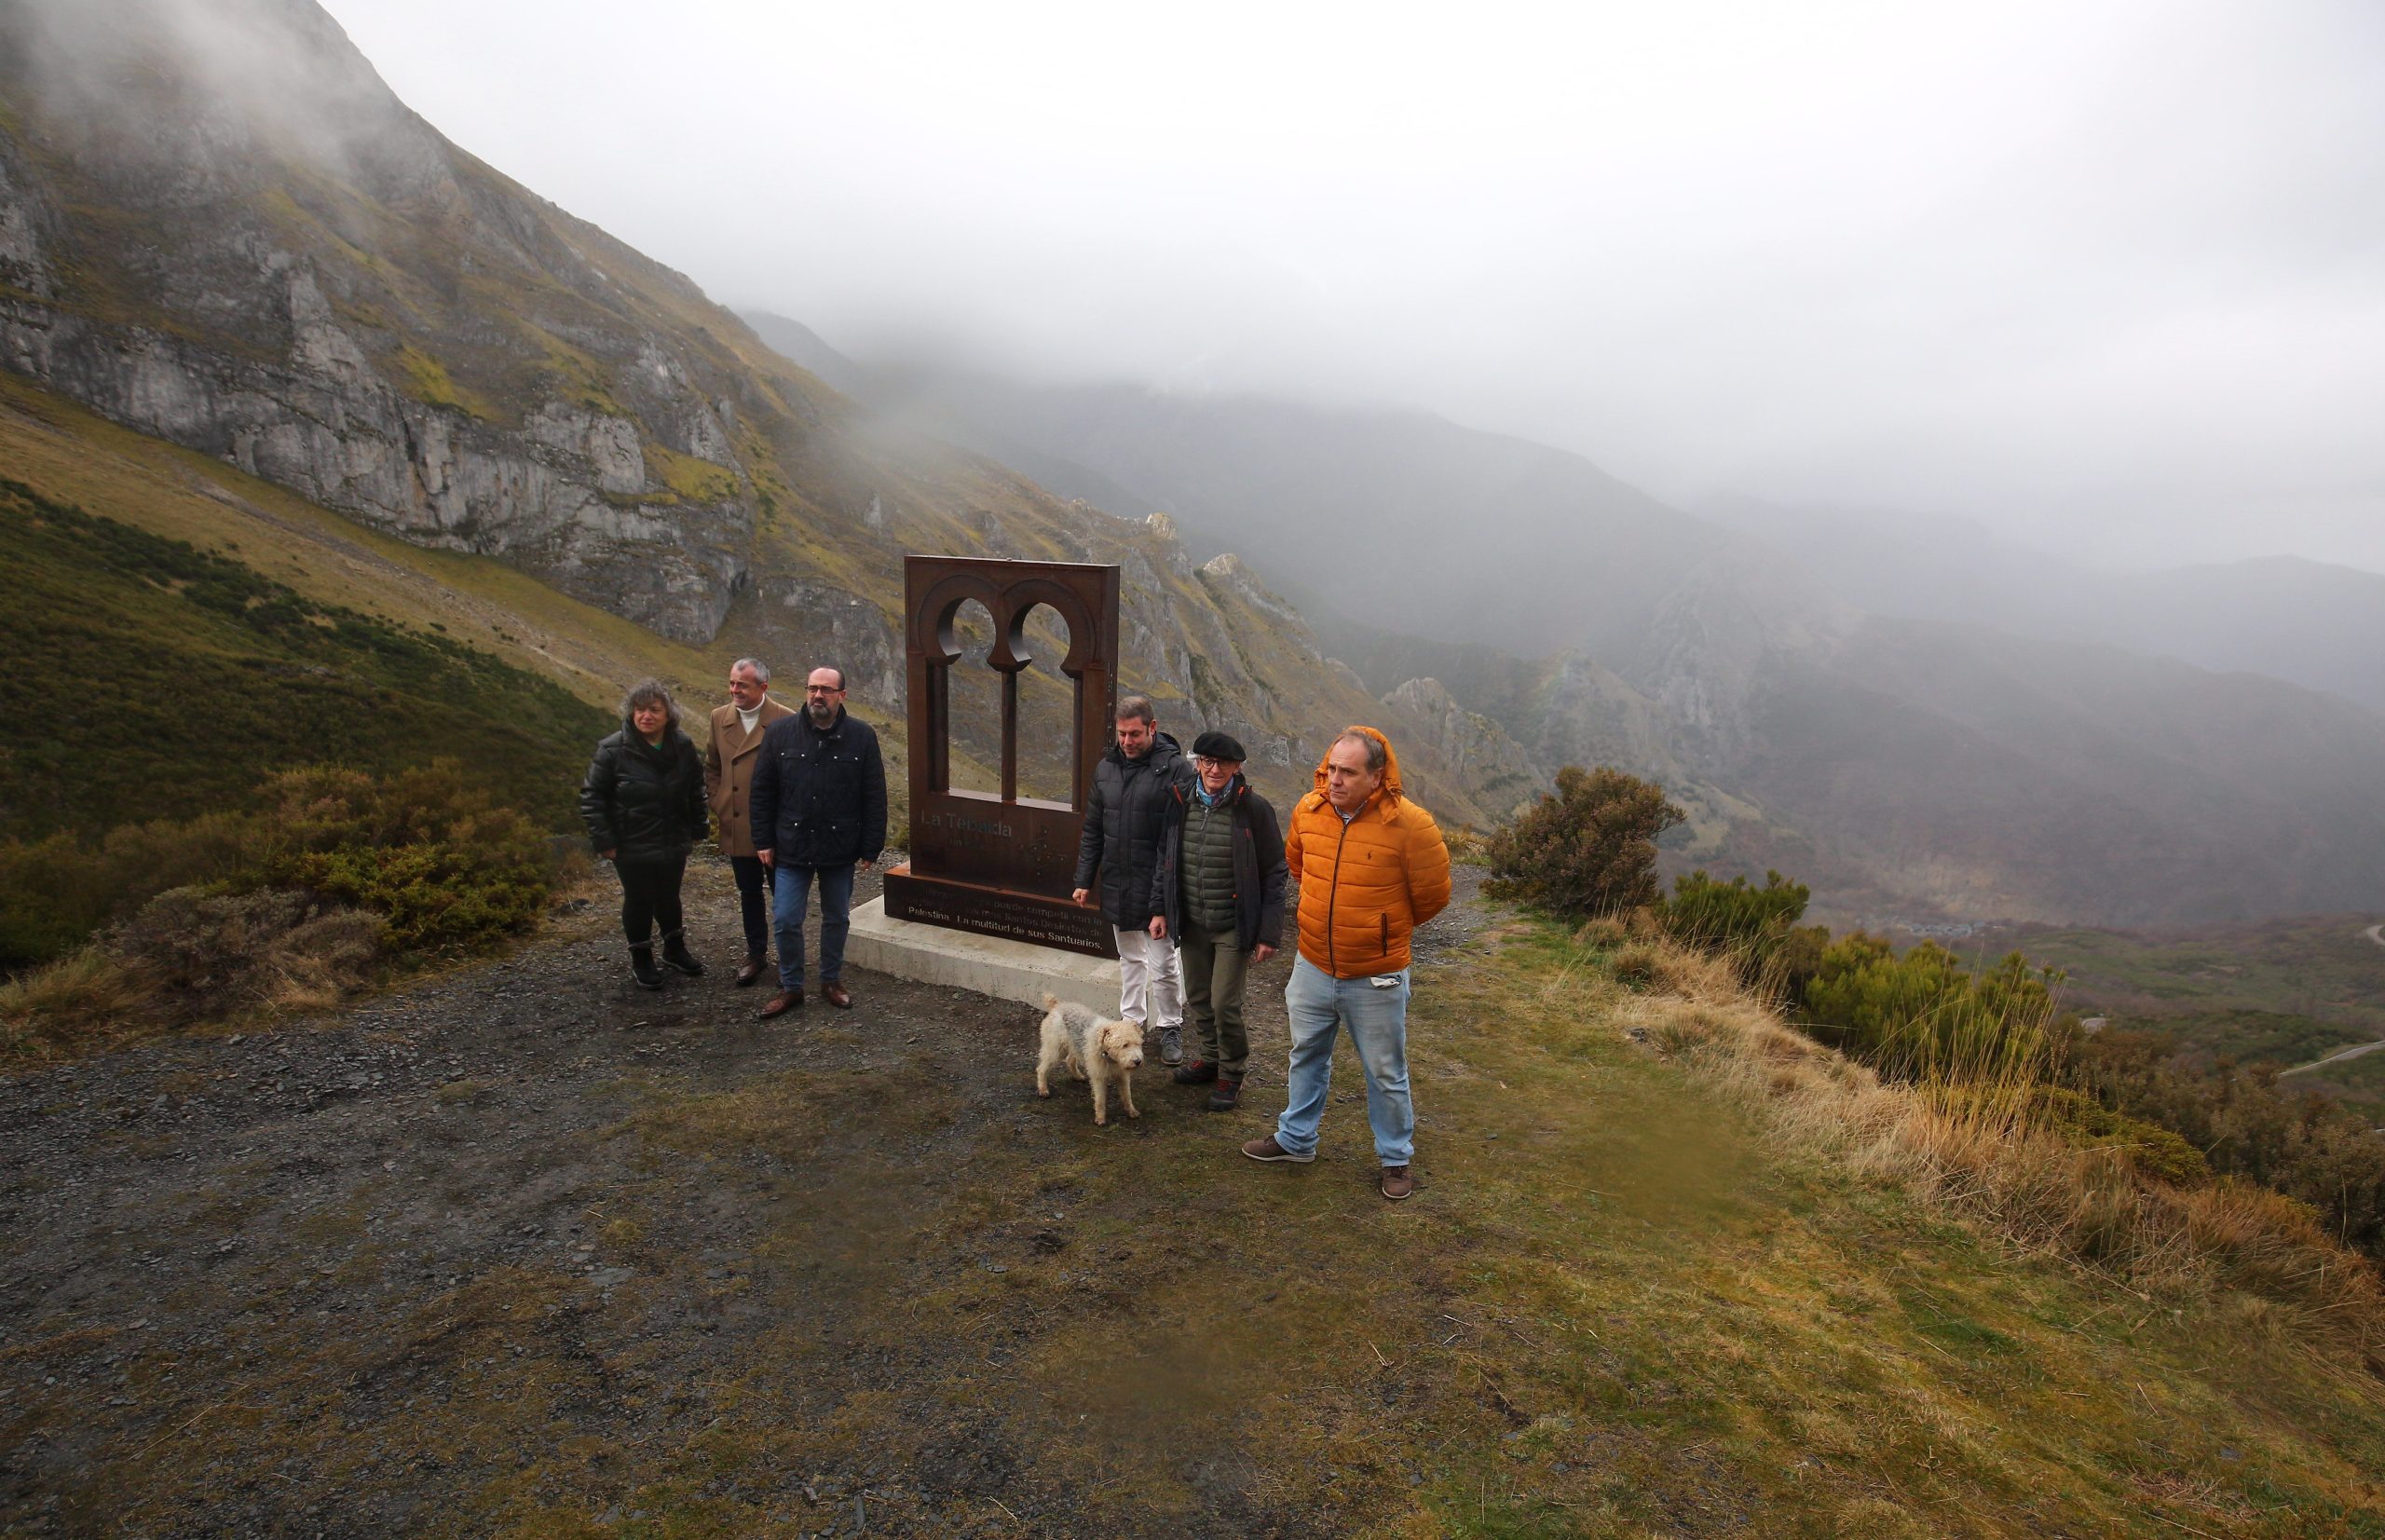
[0,373,707,714]
[0,470,610,841]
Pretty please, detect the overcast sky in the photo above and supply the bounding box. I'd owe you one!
[319,0,2385,574]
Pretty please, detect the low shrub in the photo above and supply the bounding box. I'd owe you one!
[1800,934,2062,1085]
[2028,1084,2212,1187]
[108,888,384,1024]
[1,760,557,1061]
[1484,765,1683,921]
[1656,869,1809,952]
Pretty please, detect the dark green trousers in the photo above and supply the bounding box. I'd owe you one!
[1179,917,1250,1077]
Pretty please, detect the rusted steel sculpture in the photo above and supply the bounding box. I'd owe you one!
[883,555,1121,957]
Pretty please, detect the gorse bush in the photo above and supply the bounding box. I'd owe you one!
[2,761,559,1062]
[1656,870,1810,984]
[1801,935,2063,1085]
[1484,765,1683,920]
[0,763,552,972]
[0,813,263,970]
[1633,870,1830,1002]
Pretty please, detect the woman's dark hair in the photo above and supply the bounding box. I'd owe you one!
[620,678,682,732]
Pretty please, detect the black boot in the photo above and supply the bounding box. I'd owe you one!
[661,932,704,976]
[1173,1058,1220,1085]
[1208,1076,1243,1112]
[629,945,665,990]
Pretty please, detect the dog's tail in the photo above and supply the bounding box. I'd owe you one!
[1042,992,1060,1011]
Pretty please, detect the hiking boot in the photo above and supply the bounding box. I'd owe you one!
[1173,1059,1219,1085]
[1380,1165,1415,1201]
[1160,1025,1183,1067]
[661,936,704,976]
[628,946,665,991]
[1207,1076,1242,1112]
[1241,1135,1314,1164]
[733,956,767,988]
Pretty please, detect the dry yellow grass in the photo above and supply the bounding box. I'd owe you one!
[1601,926,2385,1371]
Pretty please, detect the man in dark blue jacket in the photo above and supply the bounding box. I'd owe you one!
[750,666,887,1017]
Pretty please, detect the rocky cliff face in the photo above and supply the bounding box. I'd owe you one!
[0,0,1511,822]
[0,0,766,641]
[1379,677,1543,821]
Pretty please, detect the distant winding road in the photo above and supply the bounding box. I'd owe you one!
[2278,922,2385,1076]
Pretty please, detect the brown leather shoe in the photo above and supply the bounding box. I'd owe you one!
[733,958,767,988]
[823,980,852,1009]
[756,989,803,1018]
[1380,1165,1415,1201]
[1241,1135,1314,1164]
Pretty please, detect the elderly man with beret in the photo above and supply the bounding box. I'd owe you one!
[1150,731,1288,1111]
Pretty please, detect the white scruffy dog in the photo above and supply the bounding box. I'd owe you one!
[1035,994,1144,1125]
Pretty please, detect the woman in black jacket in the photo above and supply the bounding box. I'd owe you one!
[579,679,708,990]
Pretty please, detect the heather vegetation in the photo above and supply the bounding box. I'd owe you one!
[0,763,564,1064]
[0,476,610,853]
[1492,766,2385,1290]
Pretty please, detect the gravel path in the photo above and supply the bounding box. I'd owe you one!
[0,857,1489,1536]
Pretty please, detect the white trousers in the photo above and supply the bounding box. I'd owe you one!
[1112,925,1183,1030]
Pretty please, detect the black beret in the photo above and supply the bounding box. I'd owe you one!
[1191,730,1247,763]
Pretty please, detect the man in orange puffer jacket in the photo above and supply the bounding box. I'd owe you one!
[1242,726,1451,1200]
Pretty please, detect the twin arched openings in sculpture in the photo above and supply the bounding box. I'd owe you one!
[883,556,1122,958]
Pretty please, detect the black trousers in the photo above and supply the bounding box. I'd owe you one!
[615,850,688,947]
[730,854,772,960]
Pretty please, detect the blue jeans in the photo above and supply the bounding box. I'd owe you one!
[1274,955,1414,1165]
[772,863,855,992]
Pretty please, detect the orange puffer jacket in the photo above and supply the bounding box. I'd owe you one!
[1286,727,1452,978]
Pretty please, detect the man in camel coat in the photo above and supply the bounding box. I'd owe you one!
[705,657,797,986]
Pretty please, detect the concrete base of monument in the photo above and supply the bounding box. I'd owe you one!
[844,898,1123,1015]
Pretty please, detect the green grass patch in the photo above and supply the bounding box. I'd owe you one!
[390,344,500,420]
[643,443,742,505]
[0,475,611,854]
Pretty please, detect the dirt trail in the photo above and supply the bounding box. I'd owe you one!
[1,861,1492,1536]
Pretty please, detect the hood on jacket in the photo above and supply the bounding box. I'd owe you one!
[1110,729,1183,768]
[1310,725,1405,811]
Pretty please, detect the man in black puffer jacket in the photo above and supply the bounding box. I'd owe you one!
[1071,694,1195,1064]
[749,666,887,1017]
[579,679,709,989]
